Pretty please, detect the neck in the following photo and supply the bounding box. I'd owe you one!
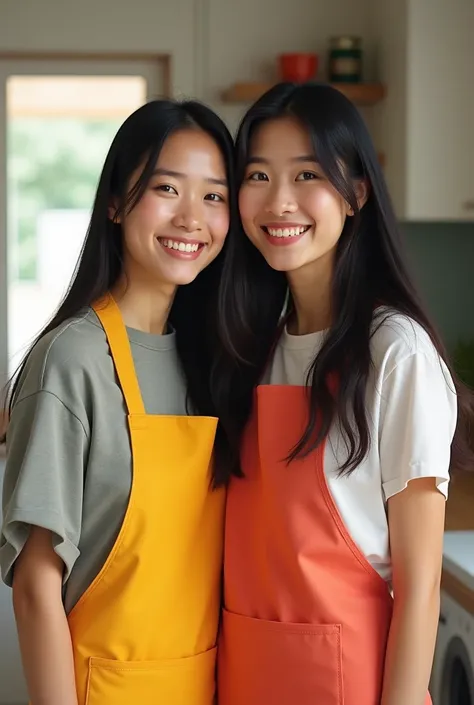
[111,275,176,335]
[286,254,334,335]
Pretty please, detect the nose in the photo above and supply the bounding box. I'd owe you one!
[172,199,203,233]
[264,183,298,217]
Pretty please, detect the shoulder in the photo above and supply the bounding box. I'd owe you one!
[14,309,108,405]
[369,308,457,445]
[369,307,446,380]
[366,310,457,500]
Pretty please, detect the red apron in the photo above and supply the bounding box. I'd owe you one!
[218,384,432,705]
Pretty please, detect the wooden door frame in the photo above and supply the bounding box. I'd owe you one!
[0,51,172,96]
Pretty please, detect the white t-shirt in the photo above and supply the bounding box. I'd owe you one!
[262,308,457,582]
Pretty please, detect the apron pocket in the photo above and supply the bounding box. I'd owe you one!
[86,646,216,705]
[219,608,343,705]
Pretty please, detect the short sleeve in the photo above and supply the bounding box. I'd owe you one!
[1,390,88,586]
[379,352,457,501]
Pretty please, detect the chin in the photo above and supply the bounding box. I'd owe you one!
[147,259,203,287]
[264,255,304,273]
[166,270,201,287]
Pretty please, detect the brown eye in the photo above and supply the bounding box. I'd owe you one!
[205,193,225,202]
[247,172,269,182]
[154,184,177,194]
[296,171,319,181]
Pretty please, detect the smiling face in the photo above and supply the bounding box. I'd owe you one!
[238,116,353,280]
[117,128,230,290]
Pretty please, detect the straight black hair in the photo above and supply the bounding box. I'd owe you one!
[212,82,474,479]
[3,98,237,487]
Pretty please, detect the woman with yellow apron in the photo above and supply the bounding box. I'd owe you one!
[1,98,235,704]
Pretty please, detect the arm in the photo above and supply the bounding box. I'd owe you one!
[380,477,445,705]
[375,326,457,704]
[13,527,78,705]
[1,344,89,704]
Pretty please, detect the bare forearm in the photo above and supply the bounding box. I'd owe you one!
[381,591,440,705]
[14,594,78,705]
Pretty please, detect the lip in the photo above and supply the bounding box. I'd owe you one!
[156,236,207,261]
[261,223,311,247]
[263,223,311,229]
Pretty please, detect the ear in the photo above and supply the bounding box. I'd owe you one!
[346,179,369,216]
[108,200,121,224]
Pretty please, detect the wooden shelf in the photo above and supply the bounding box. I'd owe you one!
[222,82,386,106]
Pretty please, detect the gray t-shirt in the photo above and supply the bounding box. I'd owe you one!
[0,308,188,612]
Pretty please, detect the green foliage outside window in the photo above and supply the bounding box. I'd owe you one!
[8,119,121,280]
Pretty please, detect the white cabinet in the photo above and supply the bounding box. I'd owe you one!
[374,0,474,221]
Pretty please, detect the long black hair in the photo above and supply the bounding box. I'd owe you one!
[3,98,237,487]
[212,82,474,479]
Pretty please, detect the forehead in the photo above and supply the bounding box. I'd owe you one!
[248,116,314,161]
[157,128,226,175]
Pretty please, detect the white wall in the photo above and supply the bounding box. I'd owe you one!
[1,0,377,129]
[0,0,198,96]
[0,1,374,702]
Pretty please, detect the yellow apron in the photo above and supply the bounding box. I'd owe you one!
[67,294,225,705]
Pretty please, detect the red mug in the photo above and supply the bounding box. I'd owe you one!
[278,53,318,82]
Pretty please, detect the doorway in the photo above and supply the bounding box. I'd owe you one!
[0,53,169,386]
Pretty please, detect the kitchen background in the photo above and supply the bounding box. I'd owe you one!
[0,0,473,703]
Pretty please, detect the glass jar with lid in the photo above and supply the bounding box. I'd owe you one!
[329,36,362,83]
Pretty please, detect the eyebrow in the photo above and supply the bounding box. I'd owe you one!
[152,168,227,187]
[246,155,318,165]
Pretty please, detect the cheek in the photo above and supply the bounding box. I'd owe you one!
[239,187,262,229]
[128,194,171,230]
[208,207,230,245]
[303,187,345,221]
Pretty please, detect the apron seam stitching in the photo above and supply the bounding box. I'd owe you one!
[316,439,385,585]
[69,477,137,617]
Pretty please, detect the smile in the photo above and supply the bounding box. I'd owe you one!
[159,238,201,253]
[262,225,310,239]
[156,237,206,260]
[261,224,311,247]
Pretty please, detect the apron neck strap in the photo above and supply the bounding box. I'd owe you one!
[92,294,145,415]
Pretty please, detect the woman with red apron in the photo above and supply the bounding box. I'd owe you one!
[215,83,474,705]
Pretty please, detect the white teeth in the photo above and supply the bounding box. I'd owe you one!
[266,226,308,238]
[160,239,199,253]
